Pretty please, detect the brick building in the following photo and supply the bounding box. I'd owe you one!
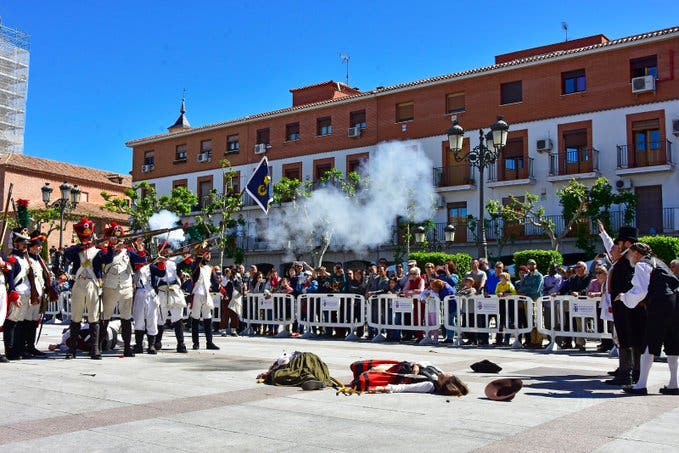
[0,153,131,249]
[127,26,679,266]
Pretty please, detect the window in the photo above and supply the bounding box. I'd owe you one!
[316,117,332,136]
[632,119,663,166]
[350,110,367,129]
[313,158,334,185]
[562,69,586,94]
[174,144,187,162]
[447,202,467,243]
[346,153,368,174]
[226,134,240,153]
[630,55,658,80]
[143,151,155,166]
[224,171,240,197]
[396,102,414,122]
[446,93,465,114]
[172,179,188,189]
[283,163,302,181]
[199,140,212,161]
[502,139,524,180]
[141,183,155,199]
[197,176,213,210]
[285,122,300,141]
[500,81,522,104]
[256,128,270,145]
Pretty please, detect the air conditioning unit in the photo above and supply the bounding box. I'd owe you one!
[348,126,362,138]
[197,153,211,163]
[142,164,153,173]
[632,75,656,94]
[536,138,553,153]
[176,152,187,160]
[254,143,267,154]
[615,179,633,190]
[672,119,679,137]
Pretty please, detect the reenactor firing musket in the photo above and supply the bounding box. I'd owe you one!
[152,234,222,262]
[93,225,185,246]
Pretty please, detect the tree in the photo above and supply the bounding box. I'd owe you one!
[194,159,246,267]
[101,181,198,231]
[485,177,636,253]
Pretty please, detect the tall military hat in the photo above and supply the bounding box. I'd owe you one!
[29,229,47,246]
[73,217,95,241]
[11,227,30,243]
[615,226,638,244]
[103,222,125,238]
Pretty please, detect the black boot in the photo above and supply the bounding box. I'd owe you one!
[66,322,80,359]
[155,325,164,350]
[174,321,187,353]
[134,330,145,354]
[146,335,157,354]
[191,318,200,350]
[3,319,20,360]
[204,319,219,350]
[100,320,110,352]
[25,320,45,356]
[16,321,30,359]
[90,322,102,360]
[121,319,135,357]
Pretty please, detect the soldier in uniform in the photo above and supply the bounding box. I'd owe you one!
[0,252,9,363]
[101,223,145,357]
[619,243,679,395]
[22,230,57,357]
[154,242,188,353]
[2,228,32,360]
[131,238,166,355]
[190,246,220,350]
[63,218,106,360]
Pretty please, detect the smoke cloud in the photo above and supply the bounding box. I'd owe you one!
[265,141,437,259]
[148,210,185,246]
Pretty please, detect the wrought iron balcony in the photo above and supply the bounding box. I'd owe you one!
[549,148,598,176]
[488,157,534,182]
[616,140,673,168]
[432,166,474,187]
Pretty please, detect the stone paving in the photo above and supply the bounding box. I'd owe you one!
[1,325,678,452]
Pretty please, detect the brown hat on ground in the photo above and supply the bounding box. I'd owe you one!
[484,378,523,401]
[470,359,502,374]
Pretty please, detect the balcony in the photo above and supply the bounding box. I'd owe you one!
[547,148,599,181]
[616,141,674,175]
[487,157,534,188]
[432,166,475,190]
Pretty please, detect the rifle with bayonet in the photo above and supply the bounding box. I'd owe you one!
[93,225,185,245]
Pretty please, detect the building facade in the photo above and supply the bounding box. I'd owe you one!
[128,26,679,266]
[0,21,29,155]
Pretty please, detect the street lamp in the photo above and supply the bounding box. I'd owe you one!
[447,116,509,260]
[41,181,81,249]
[414,226,427,244]
[444,224,456,243]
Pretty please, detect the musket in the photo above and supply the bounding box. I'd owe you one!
[93,225,185,245]
[151,234,222,262]
[0,182,14,251]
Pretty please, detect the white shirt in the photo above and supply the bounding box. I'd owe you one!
[620,261,652,309]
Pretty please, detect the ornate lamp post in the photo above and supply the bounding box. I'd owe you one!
[41,181,81,249]
[447,116,509,260]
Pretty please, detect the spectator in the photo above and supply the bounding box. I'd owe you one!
[465,259,487,293]
[485,261,504,295]
[558,261,592,350]
[543,264,563,296]
[437,261,460,289]
[423,262,437,288]
[670,259,679,278]
[264,269,281,292]
[330,264,348,293]
[430,279,457,344]
[518,259,543,347]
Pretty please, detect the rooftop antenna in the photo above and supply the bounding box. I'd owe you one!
[340,53,350,86]
[561,22,568,42]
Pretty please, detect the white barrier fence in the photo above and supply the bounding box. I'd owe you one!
[536,295,612,353]
[443,295,534,349]
[241,293,296,337]
[366,294,441,346]
[297,293,365,341]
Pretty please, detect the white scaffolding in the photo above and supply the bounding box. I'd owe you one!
[0,21,30,155]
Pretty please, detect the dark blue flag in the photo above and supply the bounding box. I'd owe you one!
[245,156,272,214]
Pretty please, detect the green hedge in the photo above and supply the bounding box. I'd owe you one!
[513,249,563,277]
[639,236,679,264]
[409,252,473,277]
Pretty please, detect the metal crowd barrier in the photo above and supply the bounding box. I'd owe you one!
[536,295,613,353]
[297,293,365,341]
[241,293,296,337]
[445,295,534,349]
[366,294,441,346]
[44,290,71,323]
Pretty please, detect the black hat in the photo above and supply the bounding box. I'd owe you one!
[29,230,46,246]
[470,359,502,374]
[11,227,30,243]
[484,378,523,402]
[615,226,638,244]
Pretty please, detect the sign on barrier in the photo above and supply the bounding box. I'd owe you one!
[444,295,534,349]
[536,295,612,352]
[296,293,365,341]
[241,293,296,337]
[367,294,440,345]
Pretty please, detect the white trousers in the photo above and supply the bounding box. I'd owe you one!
[0,284,6,325]
[133,288,159,335]
[102,286,134,320]
[190,293,213,320]
[157,286,185,324]
[7,293,40,322]
[71,278,101,323]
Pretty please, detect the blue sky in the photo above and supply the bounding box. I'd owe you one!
[2,1,677,175]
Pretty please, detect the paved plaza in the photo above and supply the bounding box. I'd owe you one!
[2,325,679,452]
